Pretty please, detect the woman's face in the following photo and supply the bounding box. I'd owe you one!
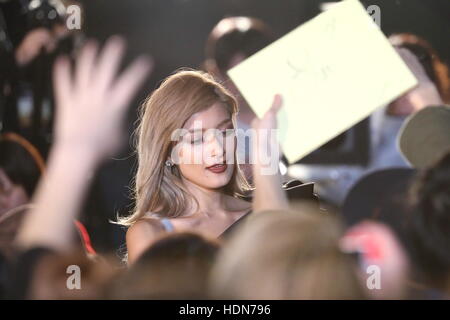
[173,102,236,191]
[0,168,29,217]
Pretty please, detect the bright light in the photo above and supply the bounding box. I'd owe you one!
[320,2,340,12]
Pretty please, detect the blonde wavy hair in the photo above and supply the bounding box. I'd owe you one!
[118,69,251,226]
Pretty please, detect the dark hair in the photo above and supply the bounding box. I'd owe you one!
[0,135,43,197]
[407,150,450,286]
[110,232,221,299]
[135,232,220,266]
[205,17,274,75]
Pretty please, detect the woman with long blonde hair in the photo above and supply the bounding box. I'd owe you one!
[121,69,288,263]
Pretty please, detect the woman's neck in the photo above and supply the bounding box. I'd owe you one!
[182,178,231,218]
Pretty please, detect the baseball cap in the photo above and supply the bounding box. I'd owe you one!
[398,105,450,169]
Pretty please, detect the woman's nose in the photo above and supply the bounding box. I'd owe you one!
[206,131,225,158]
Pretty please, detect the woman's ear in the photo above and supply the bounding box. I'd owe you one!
[165,159,174,167]
[340,221,410,299]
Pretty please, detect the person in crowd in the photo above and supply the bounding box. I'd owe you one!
[0,132,44,259]
[405,150,450,297]
[109,232,220,299]
[398,105,450,169]
[0,0,84,153]
[0,131,99,261]
[10,248,118,299]
[340,220,410,299]
[9,35,151,299]
[204,16,274,128]
[289,33,449,207]
[121,69,289,264]
[342,153,450,298]
[388,33,450,115]
[397,106,450,294]
[203,17,275,180]
[342,168,417,233]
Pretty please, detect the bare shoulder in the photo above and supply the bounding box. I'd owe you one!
[127,217,164,235]
[126,217,165,264]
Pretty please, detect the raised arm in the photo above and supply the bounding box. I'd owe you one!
[16,37,152,252]
[251,94,289,213]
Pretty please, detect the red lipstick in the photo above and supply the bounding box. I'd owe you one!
[206,164,227,174]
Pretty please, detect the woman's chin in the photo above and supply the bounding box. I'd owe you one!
[205,178,231,190]
[200,173,233,190]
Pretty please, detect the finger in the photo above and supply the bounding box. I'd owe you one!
[95,36,126,93]
[75,40,99,91]
[110,56,153,112]
[251,118,259,129]
[270,94,283,114]
[53,55,73,107]
[262,94,283,120]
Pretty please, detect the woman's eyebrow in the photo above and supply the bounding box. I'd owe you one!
[187,118,232,133]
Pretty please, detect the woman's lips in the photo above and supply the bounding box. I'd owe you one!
[206,164,227,174]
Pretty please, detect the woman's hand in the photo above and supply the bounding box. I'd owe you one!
[53,36,153,162]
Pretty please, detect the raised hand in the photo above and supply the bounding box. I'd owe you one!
[53,36,153,161]
[250,94,289,212]
[251,94,283,171]
[251,94,283,133]
[17,37,153,251]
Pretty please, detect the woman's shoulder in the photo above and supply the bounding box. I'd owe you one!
[126,216,167,264]
[126,216,166,241]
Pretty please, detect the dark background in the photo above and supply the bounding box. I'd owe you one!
[75,0,450,253]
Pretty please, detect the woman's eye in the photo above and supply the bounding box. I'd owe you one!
[190,136,203,145]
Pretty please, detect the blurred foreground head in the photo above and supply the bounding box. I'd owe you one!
[10,249,117,299]
[110,232,220,299]
[209,206,366,299]
[407,150,450,294]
